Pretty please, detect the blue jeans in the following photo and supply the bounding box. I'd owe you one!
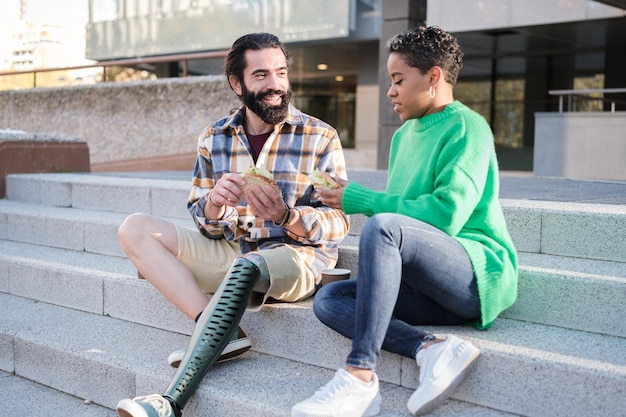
[313,213,480,371]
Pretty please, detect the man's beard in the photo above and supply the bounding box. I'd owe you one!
[242,84,291,125]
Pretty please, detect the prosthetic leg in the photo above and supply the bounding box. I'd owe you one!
[162,256,265,415]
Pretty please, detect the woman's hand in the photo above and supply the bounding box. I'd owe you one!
[315,176,348,209]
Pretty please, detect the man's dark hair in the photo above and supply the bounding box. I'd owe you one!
[225,33,292,90]
[386,26,464,86]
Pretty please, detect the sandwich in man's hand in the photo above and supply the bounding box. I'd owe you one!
[309,169,341,190]
[241,166,282,196]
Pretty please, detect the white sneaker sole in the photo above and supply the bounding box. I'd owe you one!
[364,392,382,417]
[407,340,480,416]
[167,337,252,368]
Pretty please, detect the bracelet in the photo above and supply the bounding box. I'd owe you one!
[207,190,223,208]
[273,204,292,227]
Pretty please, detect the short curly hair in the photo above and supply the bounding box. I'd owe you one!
[386,26,464,86]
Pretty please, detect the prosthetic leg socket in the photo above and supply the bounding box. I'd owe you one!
[163,257,260,411]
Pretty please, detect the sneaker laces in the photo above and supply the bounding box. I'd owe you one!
[309,369,355,402]
[132,394,173,417]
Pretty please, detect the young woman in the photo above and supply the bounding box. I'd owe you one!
[292,26,518,417]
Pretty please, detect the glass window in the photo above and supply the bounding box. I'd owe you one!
[455,78,525,148]
[493,78,524,148]
[572,74,605,111]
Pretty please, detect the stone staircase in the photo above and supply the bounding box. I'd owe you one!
[1,172,625,417]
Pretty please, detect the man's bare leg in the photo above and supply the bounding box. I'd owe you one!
[118,213,209,319]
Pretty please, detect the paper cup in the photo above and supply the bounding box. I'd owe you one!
[321,268,351,286]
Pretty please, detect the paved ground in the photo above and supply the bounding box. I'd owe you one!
[97,170,626,205]
[498,173,626,205]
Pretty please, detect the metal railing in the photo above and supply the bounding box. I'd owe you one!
[549,88,626,113]
[0,50,228,88]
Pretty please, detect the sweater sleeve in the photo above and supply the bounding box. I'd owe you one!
[342,164,482,236]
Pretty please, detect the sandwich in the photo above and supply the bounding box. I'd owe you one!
[308,169,341,190]
[241,166,282,196]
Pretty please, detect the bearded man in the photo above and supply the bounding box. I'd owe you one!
[115,32,348,417]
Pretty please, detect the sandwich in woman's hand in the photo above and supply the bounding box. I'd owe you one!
[308,169,341,190]
[241,166,282,196]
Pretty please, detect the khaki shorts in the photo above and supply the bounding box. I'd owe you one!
[175,225,316,310]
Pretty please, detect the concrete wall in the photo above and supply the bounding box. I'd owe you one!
[534,112,626,181]
[4,77,625,179]
[0,76,240,171]
[0,77,376,172]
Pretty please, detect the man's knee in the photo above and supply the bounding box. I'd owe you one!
[118,213,165,252]
[119,213,145,240]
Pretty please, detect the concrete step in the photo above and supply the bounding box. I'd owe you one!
[1,235,624,338]
[0,292,519,417]
[6,172,191,218]
[349,199,626,263]
[239,302,626,417]
[1,370,513,417]
[2,370,114,417]
[2,240,625,416]
[505,252,626,337]
[2,172,626,417]
[2,193,626,274]
[0,199,190,258]
[499,198,626,263]
[6,173,626,263]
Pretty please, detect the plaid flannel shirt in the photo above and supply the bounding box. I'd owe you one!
[187,105,350,278]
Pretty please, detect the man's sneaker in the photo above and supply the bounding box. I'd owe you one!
[116,394,180,417]
[291,368,381,417]
[407,334,480,416]
[167,326,251,368]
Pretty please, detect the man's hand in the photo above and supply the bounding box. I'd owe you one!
[211,173,246,207]
[245,183,286,222]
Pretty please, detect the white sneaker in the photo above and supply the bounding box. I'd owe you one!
[407,334,480,416]
[116,394,176,417]
[291,368,381,417]
[167,326,251,368]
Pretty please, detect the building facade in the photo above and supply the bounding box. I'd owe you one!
[85,0,626,170]
[1,0,97,88]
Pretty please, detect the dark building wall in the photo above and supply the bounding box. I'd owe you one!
[377,0,427,169]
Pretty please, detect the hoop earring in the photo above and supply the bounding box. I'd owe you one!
[428,86,436,99]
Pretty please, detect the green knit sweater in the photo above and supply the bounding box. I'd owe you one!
[342,101,518,329]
